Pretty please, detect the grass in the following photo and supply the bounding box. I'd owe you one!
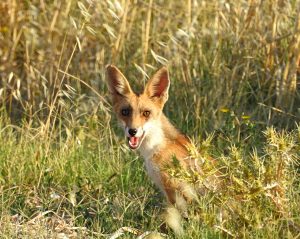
[0,0,300,238]
[0,113,299,238]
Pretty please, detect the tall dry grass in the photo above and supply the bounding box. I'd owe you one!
[0,0,299,134]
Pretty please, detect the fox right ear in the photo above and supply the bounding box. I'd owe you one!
[145,66,170,105]
[106,65,132,98]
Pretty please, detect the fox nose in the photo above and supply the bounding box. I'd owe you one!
[128,128,137,136]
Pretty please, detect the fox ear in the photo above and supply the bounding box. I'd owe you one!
[145,67,170,104]
[106,65,132,98]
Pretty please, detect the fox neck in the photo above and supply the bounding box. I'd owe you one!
[138,113,178,160]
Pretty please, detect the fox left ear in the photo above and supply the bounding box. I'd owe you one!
[106,65,133,101]
[145,67,170,104]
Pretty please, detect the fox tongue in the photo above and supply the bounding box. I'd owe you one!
[130,136,139,145]
[128,133,145,150]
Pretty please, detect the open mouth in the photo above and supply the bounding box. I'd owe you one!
[128,132,145,150]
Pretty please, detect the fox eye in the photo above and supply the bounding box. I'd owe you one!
[143,110,151,117]
[121,108,130,116]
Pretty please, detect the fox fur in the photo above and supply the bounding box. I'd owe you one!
[105,65,204,218]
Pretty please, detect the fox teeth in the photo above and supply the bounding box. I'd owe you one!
[129,137,139,147]
[128,132,145,150]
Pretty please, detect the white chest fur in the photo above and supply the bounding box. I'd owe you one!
[139,120,164,158]
[144,156,165,193]
[139,120,166,194]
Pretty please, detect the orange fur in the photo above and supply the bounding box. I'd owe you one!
[106,65,200,209]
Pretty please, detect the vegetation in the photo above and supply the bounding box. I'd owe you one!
[0,0,299,238]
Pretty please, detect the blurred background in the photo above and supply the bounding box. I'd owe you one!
[1,0,299,132]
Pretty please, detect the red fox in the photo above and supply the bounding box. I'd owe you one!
[106,65,209,232]
[106,65,220,228]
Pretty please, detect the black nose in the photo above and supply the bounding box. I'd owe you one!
[128,128,137,136]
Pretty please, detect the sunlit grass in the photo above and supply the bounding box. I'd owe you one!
[0,0,299,238]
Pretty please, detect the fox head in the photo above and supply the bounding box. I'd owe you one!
[106,65,170,150]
